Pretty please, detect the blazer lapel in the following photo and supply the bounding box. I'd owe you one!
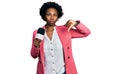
[56,26,68,59]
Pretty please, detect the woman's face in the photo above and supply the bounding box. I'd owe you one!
[45,8,58,26]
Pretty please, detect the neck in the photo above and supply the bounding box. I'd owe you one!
[45,24,55,32]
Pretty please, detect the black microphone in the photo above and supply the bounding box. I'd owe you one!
[35,28,45,40]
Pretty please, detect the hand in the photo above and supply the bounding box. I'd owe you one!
[34,38,41,48]
[65,19,77,32]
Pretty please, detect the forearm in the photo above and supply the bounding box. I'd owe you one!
[75,22,91,36]
[30,31,40,58]
[31,44,40,59]
[70,21,91,38]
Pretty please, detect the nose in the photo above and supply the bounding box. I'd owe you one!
[50,16,54,20]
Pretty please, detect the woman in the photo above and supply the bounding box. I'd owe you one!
[31,1,91,74]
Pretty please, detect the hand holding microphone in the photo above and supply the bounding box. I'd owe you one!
[34,28,45,48]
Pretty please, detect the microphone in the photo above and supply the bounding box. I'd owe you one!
[35,28,45,40]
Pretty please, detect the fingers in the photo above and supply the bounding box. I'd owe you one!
[34,38,41,48]
[66,19,76,32]
[68,24,74,32]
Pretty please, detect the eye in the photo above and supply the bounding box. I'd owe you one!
[46,13,51,16]
[54,13,58,16]
[54,14,58,16]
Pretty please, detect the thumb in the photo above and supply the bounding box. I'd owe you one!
[68,24,74,32]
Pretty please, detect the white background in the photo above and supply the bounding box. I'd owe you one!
[0,0,120,74]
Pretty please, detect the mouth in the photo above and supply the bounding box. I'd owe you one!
[49,21,55,24]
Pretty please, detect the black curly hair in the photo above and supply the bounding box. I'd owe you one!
[39,2,63,21]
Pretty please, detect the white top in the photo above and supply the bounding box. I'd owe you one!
[44,27,65,74]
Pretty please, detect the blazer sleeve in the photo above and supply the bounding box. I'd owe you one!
[70,22,91,38]
[30,30,40,59]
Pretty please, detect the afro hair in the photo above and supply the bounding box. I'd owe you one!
[39,2,63,21]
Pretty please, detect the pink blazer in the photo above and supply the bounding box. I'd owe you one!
[31,22,91,74]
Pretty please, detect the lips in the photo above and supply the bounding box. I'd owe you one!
[49,21,55,24]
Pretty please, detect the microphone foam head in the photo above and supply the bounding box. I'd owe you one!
[37,28,45,35]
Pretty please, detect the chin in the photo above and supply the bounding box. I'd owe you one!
[49,23,55,26]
